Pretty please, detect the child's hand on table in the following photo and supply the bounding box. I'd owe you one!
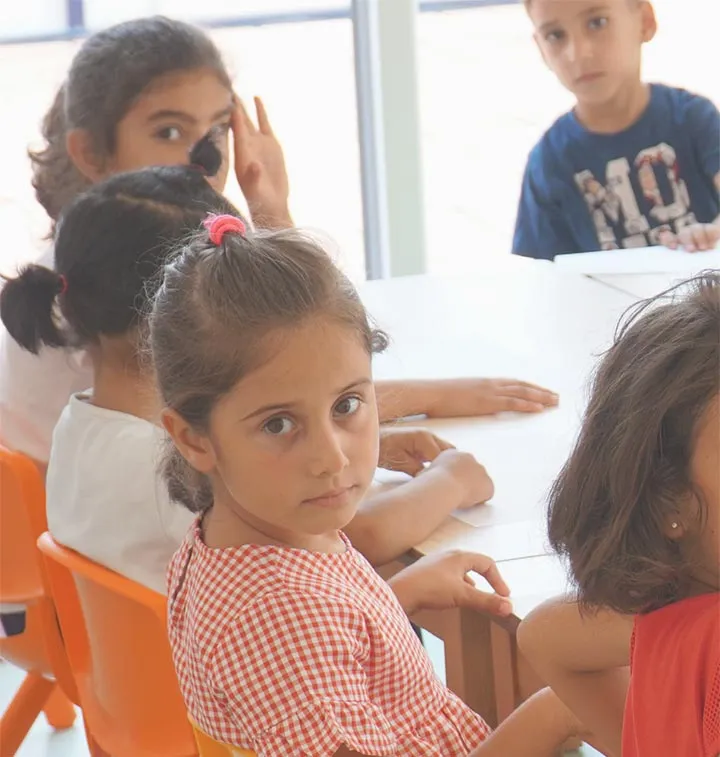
[663,222,720,253]
[378,426,454,475]
[426,449,494,507]
[425,378,559,417]
[389,550,512,617]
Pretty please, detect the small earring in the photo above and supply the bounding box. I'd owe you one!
[671,522,679,530]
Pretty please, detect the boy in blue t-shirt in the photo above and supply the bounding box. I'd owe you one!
[513,0,720,260]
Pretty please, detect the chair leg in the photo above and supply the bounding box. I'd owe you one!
[82,720,111,757]
[42,685,76,730]
[0,671,54,756]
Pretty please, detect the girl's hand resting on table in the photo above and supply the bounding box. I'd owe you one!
[390,550,512,617]
[425,378,559,417]
[231,95,292,229]
[427,449,494,508]
[378,426,454,475]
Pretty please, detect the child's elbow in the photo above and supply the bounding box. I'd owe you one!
[343,512,394,566]
[516,613,540,663]
[516,596,566,669]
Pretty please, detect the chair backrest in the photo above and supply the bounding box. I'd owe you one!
[0,447,46,604]
[0,446,78,700]
[190,721,255,757]
[37,532,196,757]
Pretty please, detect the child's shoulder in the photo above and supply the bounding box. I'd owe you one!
[529,111,576,159]
[178,534,371,621]
[651,82,718,108]
[648,83,719,124]
[526,84,719,171]
[52,393,163,468]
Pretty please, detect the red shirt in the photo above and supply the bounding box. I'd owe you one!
[167,523,490,756]
[623,593,720,757]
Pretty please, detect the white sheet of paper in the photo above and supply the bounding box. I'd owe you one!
[553,245,720,275]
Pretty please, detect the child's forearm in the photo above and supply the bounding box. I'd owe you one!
[344,466,464,566]
[375,379,439,422]
[517,597,632,757]
[470,688,586,757]
[539,669,626,757]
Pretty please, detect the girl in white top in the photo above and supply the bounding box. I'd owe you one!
[0,139,243,590]
[0,16,557,466]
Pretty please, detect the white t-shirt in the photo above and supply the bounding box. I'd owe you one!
[46,393,194,594]
[0,247,93,463]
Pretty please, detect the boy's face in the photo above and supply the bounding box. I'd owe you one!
[528,0,656,106]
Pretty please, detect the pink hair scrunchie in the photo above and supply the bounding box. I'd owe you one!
[203,214,247,246]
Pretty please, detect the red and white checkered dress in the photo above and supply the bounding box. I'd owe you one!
[168,522,490,756]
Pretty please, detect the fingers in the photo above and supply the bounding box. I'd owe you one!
[465,564,514,616]
[411,432,446,464]
[462,586,514,618]
[254,96,274,135]
[709,224,720,247]
[484,384,558,413]
[378,449,423,476]
[658,227,678,249]
[499,397,546,413]
[431,433,455,452]
[379,428,455,473]
[678,224,720,252]
[234,95,257,134]
[458,553,511,597]
[388,455,425,476]
[231,96,253,175]
[495,381,559,408]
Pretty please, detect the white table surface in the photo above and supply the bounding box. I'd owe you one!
[591,271,704,300]
[359,260,639,617]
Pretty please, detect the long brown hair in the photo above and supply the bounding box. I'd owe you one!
[548,273,720,614]
[149,225,388,514]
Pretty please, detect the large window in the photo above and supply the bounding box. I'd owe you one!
[1,0,717,280]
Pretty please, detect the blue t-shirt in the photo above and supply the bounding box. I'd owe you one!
[512,84,720,260]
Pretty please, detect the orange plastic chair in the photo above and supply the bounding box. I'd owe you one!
[190,721,255,757]
[36,531,197,757]
[0,447,78,755]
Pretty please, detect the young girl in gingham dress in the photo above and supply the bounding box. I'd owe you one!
[152,211,588,755]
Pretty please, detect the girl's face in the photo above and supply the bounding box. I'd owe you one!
[684,394,720,592]
[102,68,233,192]
[188,316,380,551]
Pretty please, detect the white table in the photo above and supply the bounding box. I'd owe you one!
[358,260,640,724]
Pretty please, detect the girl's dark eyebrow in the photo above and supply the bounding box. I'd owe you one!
[147,106,233,124]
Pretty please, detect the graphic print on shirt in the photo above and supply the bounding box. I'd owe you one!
[574,142,697,250]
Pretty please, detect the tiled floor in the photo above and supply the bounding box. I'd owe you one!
[0,662,89,757]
